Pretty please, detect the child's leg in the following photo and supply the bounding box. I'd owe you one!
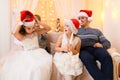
[64,75,72,80]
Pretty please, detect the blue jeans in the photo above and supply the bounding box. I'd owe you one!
[79,47,113,80]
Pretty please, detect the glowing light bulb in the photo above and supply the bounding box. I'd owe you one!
[49,13,52,16]
[41,6,44,9]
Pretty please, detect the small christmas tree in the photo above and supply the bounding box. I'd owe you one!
[55,18,61,32]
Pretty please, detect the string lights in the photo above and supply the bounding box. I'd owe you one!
[35,0,57,31]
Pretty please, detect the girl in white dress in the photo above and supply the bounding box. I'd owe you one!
[0,10,52,80]
[54,19,83,80]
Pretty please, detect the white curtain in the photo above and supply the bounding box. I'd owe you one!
[103,0,120,52]
[0,0,11,56]
[11,0,38,47]
[12,0,38,12]
[54,0,85,22]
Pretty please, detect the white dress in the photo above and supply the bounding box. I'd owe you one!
[54,33,83,76]
[0,33,52,80]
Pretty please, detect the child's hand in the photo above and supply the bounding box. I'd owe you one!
[67,44,73,52]
[62,46,69,52]
[93,42,103,48]
[22,17,30,22]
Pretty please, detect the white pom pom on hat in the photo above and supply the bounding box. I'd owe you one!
[20,10,35,27]
[65,18,80,34]
[77,10,92,22]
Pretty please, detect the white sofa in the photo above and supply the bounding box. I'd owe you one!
[47,32,120,80]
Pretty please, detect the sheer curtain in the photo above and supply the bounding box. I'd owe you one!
[103,0,120,52]
[54,0,85,22]
[0,0,11,56]
[10,0,38,48]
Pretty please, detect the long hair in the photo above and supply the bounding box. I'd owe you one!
[19,25,27,36]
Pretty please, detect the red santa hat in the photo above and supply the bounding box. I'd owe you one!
[20,10,35,27]
[77,10,92,22]
[65,18,80,34]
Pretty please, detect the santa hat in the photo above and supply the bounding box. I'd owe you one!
[65,18,80,34]
[77,10,92,22]
[20,10,35,27]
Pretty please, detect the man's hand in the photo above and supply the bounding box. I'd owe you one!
[93,42,103,48]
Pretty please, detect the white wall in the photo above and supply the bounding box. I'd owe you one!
[0,0,11,56]
[103,0,120,52]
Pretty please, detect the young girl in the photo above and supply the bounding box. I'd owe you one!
[0,10,52,80]
[54,19,83,80]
